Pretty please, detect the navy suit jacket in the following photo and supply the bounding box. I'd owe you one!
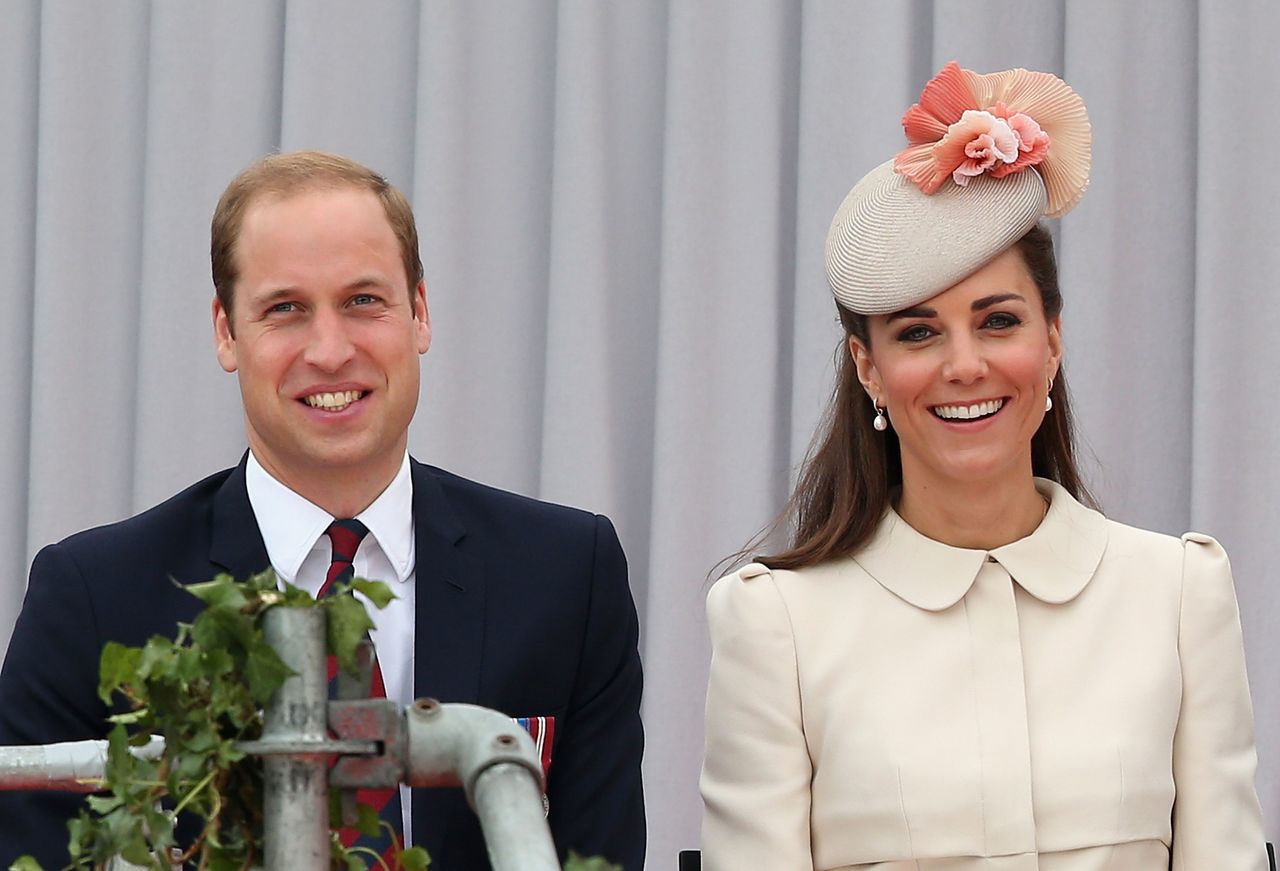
[0,457,646,869]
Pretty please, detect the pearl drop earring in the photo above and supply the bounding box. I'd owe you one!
[872,399,888,432]
[1045,377,1054,412]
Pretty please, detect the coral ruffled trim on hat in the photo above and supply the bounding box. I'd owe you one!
[893,61,1091,217]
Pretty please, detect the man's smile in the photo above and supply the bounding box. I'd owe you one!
[301,389,368,413]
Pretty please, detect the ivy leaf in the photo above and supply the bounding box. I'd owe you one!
[355,800,381,836]
[102,725,135,787]
[349,577,396,610]
[8,856,44,871]
[183,573,248,611]
[278,577,321,607]
[206,843,243,871]
[136,636,179,683]
[191,605,254,655]
[98,642,142,706]
[118,835,153,867]
[326,593,375,675]
[86,794,124,815]
[399,845,431,870]
[242,635,294,704]
[563,852,623,871]
[108,708,150,726]
[200,646,235,678]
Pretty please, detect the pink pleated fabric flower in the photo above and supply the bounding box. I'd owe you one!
[937,110,1019,186]
[892,61,1091,217]
[990,102,1051,178]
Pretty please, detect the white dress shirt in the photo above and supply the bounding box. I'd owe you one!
[245,450,417,843]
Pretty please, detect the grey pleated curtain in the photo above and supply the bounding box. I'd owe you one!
[1,1,1276,864]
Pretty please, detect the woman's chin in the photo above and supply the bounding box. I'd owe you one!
[911,447,1028,487]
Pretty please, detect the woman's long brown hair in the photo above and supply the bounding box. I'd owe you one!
[747,223,1096,572]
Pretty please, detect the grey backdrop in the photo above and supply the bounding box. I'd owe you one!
[1,1,1276,864]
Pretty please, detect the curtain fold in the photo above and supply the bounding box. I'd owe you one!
[1,1,1275,863]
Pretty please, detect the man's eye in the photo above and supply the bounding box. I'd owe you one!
[897,324,933,343]
[352,294,378,306]
[268,302,296,314]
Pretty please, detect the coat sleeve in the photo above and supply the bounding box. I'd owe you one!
[1170,533,1268,871]
[544,514,646,871]
[0,543,108,868]
[700,565,812,871]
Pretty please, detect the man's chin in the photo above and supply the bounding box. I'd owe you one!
[255,438,382,476]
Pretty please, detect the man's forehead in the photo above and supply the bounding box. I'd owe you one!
[240,183,383,223]
[237,188,395,252]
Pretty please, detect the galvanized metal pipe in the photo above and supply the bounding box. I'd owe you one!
[402,699,559,871]
[472,762,562,871]
[0,736,163,792]
[259,606,329,870]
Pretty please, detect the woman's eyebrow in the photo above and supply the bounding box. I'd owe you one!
[885,292,1026,324]
[972,292,1025,310]
[886,305,936,324]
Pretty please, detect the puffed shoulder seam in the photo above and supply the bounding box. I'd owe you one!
[1178,532,1230,588]
[1174,532,1234,645]
[735,561,771,581]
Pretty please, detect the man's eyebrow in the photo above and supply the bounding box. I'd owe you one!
[254,287,299,305]
[252,277,391,302]
[346,276,391,291]
[972,292,1025,310]
[886,305,936,324]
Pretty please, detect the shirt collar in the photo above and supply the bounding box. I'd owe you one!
[356,454,415,584]
[245,451,415,586]
[853,478,1108,612]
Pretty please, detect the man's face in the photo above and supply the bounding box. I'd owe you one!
[213,186,431,496]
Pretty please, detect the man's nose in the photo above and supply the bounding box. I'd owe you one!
[942,334,987,384]
[302,309,356,371]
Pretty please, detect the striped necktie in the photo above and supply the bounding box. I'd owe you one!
[319,519,405,860]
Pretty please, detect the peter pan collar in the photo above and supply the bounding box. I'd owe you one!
[852,478,1108,612]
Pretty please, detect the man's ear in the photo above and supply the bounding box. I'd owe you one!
[414,280,431,355]
[848,334,881,401]
[212,297,238,373]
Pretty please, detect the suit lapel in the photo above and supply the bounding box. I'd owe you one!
[410,460,485,705]
[409,460,487,861]
[208,453,272,579]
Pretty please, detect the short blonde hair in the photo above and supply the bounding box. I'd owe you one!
[211,150,423,320]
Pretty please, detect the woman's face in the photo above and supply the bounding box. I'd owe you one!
[850,246,1062,490]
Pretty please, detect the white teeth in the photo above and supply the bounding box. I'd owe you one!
[933,399,1004,421]
[303,390,363,411]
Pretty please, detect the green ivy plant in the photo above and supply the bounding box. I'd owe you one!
[9,570,620,871]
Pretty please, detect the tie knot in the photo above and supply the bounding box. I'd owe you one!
[326,518,369,564]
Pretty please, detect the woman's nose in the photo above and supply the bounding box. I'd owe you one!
[942,335,987,384]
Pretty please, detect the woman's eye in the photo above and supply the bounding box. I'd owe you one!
[897,324,934,343]
[984,312,1021,330]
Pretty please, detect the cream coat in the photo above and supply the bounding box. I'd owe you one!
[701,480,1267,870]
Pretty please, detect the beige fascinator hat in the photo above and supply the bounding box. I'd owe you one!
[825,62,1092,315]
